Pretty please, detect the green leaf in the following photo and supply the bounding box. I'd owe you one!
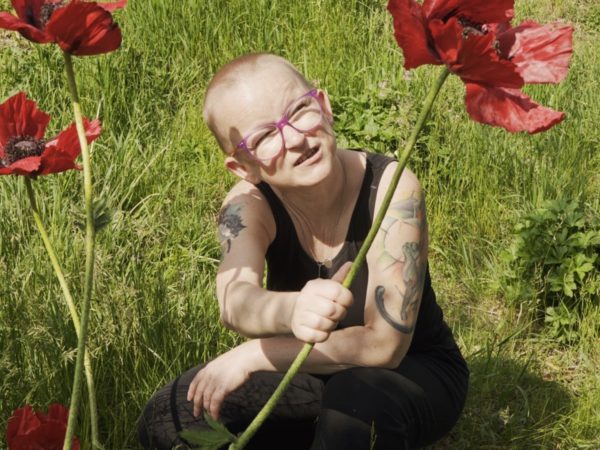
[179,412,236,450]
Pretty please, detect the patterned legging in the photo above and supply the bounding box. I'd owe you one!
[138,349,468,450]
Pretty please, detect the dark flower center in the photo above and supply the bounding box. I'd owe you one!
[39,1,65,29]
[458,16,487,38]
[1,136,46,166]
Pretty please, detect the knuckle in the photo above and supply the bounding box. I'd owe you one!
[314,330,329,342]
[325,302,336,318]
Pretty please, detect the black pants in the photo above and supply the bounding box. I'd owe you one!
[138,349,468,450]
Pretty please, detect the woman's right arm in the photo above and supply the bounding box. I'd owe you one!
[215,181,294,337]
[215,181,352,341]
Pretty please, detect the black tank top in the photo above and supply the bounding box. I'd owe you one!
[257,151,457,353]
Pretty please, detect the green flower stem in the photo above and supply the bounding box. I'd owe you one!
[24,177,100,449]
[230,66,450,450]
[62,51,98,450]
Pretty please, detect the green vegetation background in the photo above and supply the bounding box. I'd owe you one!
[0,0,599,448]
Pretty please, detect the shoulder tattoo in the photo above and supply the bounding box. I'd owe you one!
[217,203,246,254]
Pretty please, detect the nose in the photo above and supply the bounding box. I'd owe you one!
[281,124,306,152]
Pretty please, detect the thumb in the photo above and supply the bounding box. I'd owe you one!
[331,261,353,284]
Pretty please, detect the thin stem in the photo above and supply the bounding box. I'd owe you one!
[24,177,100,448]
[62,51,99,450]
[230,66,451,450]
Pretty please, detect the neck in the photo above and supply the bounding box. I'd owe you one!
[274,154,350,264]
[275,154,347,228]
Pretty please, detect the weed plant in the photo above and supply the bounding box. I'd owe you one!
[0,0,599,448]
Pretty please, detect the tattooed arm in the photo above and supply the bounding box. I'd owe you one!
[188,166,429,419]
[363,165,428,365]
[214,180,298,337]
[216,165,428,373]
[372,190,427,336]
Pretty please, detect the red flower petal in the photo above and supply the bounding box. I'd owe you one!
[5,404,78,450]
[11,0,46,25]
[28,424,69,450]
[465,83,565,133]
[96,0,127,13]
[0,92,51,147]
[0,11,53,43]
[38,147,80,175]
[2,155,42,175]
[387,0,440,69]
[52,118,102,158]
[497,20,573,84]
[423,0,514,24]
[6,405,41,448]
[429,17,523,88]
[44,403,70,423]
[45,0,122,56]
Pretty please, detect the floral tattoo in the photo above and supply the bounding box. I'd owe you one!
[374,192,427,334]
[217,203,246,254]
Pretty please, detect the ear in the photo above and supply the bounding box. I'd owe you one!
[224,155,261,184]
[317,89,334,124]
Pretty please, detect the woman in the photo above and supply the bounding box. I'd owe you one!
[138,53,469,450]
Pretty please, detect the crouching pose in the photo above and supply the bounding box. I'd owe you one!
[138,53,469,450]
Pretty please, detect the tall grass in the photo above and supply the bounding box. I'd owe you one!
[0,0,599,448]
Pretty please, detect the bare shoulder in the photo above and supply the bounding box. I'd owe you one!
[218,180,275,255]
[374,163,423,214]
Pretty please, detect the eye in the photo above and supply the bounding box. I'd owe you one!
[289,98,310,117]
[248,127,277,148]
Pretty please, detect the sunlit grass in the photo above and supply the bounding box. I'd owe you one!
[0,0,598,448]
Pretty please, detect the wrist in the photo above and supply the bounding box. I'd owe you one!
[278,291,297,334]
[238,339,263,373]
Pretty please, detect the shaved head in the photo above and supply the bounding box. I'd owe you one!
[203,53,313,153]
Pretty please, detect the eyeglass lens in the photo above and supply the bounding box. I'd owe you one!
[246,95,322,160]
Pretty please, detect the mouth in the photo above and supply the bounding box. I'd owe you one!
[294,146,320,167]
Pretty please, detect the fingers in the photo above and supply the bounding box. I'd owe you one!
[188,369,216,419]
[295,324,330,343]
[331,261,352,283]
[303,279,353,308]
[305,310,337,331]
[291,265,354,342]
[333,285,353,309]
[187,371,203,418]
[209,391,225,421]
[310,300,347,322]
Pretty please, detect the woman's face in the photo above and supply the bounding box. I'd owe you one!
[211,62,337,190]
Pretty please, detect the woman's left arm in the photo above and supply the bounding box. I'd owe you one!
[257,164,428,371]
[188,165,428,419]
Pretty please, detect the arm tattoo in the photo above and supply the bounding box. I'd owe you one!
[375,285,416,334]
[374,192,427,334]
[217,203,246,254]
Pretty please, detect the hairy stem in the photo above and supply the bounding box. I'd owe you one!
[62,52,99,450]
[24,177,100,448]
[230,66,450,450]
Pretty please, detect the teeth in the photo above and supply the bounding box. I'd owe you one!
[295,148,317,166]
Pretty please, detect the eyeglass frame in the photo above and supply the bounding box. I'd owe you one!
[234,88,325,161]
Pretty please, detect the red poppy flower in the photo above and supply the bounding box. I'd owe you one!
[5,403,80,450]
[0,0,127,55]
[0,92,101,176]
[387,0,573,133]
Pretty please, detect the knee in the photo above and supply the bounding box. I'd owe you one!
[321,367,384,417]
[137,385,179,450]
[137,394,161,449]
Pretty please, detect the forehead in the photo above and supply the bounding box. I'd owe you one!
[211,62,309,138]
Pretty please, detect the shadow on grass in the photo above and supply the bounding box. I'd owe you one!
[427,351,573,449]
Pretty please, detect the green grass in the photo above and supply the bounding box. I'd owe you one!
[1,0,599,448]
